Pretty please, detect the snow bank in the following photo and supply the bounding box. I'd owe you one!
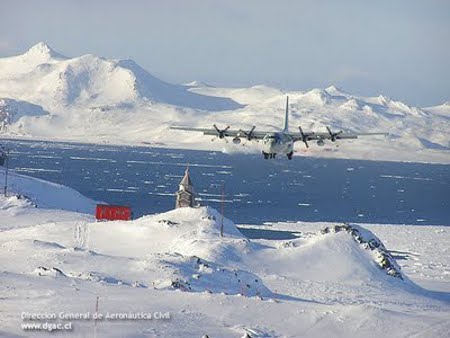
[0,169,417,298]
[263,224,406,285]
[0,167,96,213]
[82,207,269,296]
[1,186,448,336]
[0,194,36,210]
[2,202,416,302]
[321,224,403,279]
[0,203,271,297]
[151,253,270,297]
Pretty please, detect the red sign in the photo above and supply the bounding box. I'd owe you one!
[96,205,132,221]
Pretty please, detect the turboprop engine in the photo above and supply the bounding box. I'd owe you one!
[317,139,325,146]
[232,137,241,144]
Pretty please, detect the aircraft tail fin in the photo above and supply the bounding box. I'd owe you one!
[283,96,289,133]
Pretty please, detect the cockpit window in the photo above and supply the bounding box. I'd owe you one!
[263,134,279,142]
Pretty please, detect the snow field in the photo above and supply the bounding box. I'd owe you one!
[0,171,449,336]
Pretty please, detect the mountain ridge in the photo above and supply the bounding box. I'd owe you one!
[0,42,449,164]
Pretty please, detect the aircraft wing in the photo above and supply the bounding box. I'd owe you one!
[170,125,267,140]
[291,132,388,141]
[293,132,388,140]
[289,127,388,147]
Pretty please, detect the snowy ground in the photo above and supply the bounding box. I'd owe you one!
[0,169,449,337]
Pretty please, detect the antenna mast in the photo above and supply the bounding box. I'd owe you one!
[220,182,225,237]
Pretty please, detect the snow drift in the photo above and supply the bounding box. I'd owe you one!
[0,166,95,213]
[0,197,417,301]
[1,172,448,337]
[0,170,423,299]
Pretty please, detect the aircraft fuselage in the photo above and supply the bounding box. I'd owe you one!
[262,132,294,159]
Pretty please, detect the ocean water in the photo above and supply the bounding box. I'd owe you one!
[1,139,449,225]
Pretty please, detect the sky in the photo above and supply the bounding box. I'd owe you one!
[0,0,449,106]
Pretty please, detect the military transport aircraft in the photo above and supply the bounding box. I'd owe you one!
[170,97,388,160]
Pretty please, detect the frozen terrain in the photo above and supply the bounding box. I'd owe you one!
[0,43,449,164]
[0,169,449,337]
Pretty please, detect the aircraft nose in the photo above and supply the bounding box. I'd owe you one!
[268,139,276,151]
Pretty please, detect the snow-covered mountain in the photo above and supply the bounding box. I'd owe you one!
[0,42,240,111]
[190,84,450,162]
[0,43,449,163]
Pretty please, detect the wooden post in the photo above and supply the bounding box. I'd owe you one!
[220,182,225,237]
[3,149,9,197]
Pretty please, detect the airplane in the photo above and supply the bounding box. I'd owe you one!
[170,97,388,160]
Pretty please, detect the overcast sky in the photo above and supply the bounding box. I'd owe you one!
[0,0,449,106]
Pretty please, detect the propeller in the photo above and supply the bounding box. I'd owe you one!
[298,126,309,148]
[212,124,230,142]
[326,126,343,142]
[241,126,256,141]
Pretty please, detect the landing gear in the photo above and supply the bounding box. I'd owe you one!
[287,151,293,160]
[262,151,276,159]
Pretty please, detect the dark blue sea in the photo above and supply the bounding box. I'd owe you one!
[1,139,449,225]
